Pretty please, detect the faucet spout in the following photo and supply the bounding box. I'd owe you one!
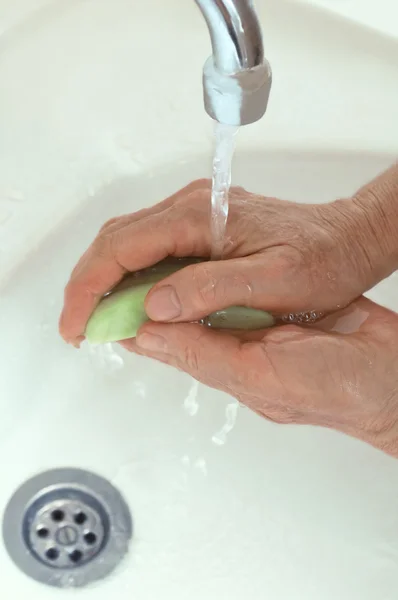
[194,0,272,126]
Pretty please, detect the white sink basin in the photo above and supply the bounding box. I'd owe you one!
[0,1,398,599]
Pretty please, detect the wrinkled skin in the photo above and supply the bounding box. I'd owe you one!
[124,297,398,457]
[60,180,376,342]
[60,180,398,457]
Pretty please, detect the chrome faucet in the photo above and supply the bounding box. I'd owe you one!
[194,0,272,126]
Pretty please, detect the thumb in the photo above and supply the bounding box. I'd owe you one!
[144,249,301,322]
[134,322,245,391]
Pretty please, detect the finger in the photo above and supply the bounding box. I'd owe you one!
[70,179,211,283]
[66,181,209,297]
[60,188,212,343]
[125,323,304,422]
[73,178,211,277]
[132,322,246,393]
[145,247,304,323]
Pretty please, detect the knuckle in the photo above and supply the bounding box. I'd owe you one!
[191,264,219,312]
[99,217,119,234]
[182,345,200,372]
[177,179,211,203]
[230,184,247,196]
[167,186,210,224]
[191,177,211,189]
[243,392,298,424]
[189,264,250,313]
[92,233,113,258]
[166,203,207,249]
[266,411,295,425]
[170,200,196,220]
[185,187,211,209]
[108,228,127,257]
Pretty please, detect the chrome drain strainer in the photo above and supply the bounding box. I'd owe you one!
[2,468,133,588]
[28,497,106,568]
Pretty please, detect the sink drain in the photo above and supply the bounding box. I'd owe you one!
[2,468,132,588]
[28,497,106,568]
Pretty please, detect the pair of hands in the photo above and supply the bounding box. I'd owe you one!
[60,178,398,457]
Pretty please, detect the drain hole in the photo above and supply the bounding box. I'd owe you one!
[69,549,83,564]
[36,527,49,539]
[46,548,59,561]
[51,509,65,522]
[84,532,97,545]
[3,468,133,588]
[74,512,87,525]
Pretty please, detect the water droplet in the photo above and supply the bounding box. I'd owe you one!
[181,455,190,467]
[88,343,124,372]
[132,381,146,398]
[212,401,239,446]
[183,379,199,416]
[194,458,208,476]
[330,306,369,334]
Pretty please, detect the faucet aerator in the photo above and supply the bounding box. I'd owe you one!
[195,0,272,126]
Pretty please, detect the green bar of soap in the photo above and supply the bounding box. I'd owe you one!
[205,306,275,330]
[85,258,274,344]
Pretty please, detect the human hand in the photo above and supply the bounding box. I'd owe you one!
[121,297,398,457]
[60,179,383,345]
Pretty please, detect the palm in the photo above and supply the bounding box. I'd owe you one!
[129,297,398,455]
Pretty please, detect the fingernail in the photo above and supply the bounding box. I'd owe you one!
[136,333,167,353]
[146,286,181,320]
[70,335,85,349]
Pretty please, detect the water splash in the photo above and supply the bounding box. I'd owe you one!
[212,401,239,446]
[132,380,146,398]
[194,458,208,476]
[87,342,124,372]
[181,455,208,476]
[210,122,238,260]
[183,379,200,417]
